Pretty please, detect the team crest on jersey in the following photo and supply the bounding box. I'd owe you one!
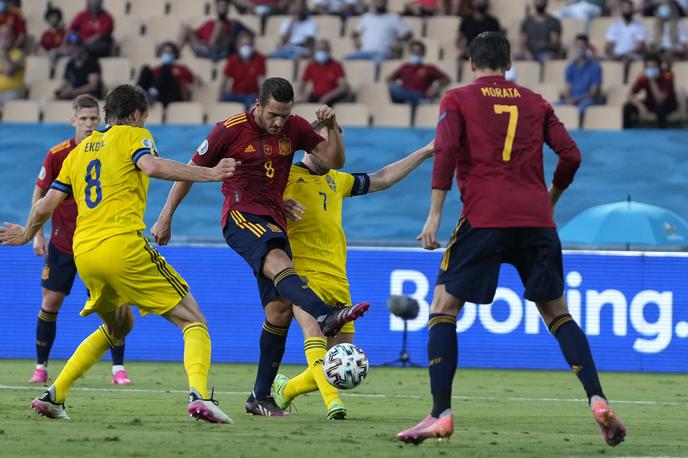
[41,265,50,280]
[279,139,292,156]
[38,166,46,181]
[197,139,209,155]
[326,175,336,191]
[267,223,282,233]
[263,144,272,156]
[244,144,256,153]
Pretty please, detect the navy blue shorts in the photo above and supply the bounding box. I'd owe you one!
[437,218,564,304]
[223,210,292,306]
[41,242,77,295]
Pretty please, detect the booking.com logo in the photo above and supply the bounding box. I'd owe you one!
[388,269,688,354]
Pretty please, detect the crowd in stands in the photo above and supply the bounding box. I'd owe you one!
[0,0,686,129]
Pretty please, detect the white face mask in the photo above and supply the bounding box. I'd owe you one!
[409,54,423,65]
[314,50,330,64]
[645,66,660,79]
[239,45,253,60]
[658,4,672,18]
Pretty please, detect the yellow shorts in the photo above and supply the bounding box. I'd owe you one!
[303,273,354,334]
[75,232,189,317]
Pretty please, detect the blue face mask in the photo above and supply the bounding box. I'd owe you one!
[658,4,672,18]
[161,53,175,65]
[0,2,7,14]
[645,67,660,79]
[314,50,330,64]
[409,54,423,65]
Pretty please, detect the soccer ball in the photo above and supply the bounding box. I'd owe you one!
[322,343,369,390]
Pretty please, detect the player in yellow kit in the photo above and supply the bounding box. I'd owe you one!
[273,121,434,419]
[0,84,238,424]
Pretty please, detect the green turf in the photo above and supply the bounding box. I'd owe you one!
[0,360,685,458]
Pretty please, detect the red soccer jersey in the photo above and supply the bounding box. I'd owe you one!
[153,63,194,98]
[0,8,26,41]
[433,76,581,228]
[301,59,345,98]
[36,138,78,255]
[223,53,266,94]
[40,27,66,51]
[69,10,113,41]
[390,63,448,92]
[631,71,676,111]
[192,110,324,231]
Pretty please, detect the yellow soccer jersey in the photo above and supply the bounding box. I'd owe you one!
[284,163,370,283]
[52,125,158,256]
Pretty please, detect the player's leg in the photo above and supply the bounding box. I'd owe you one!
[110,340,131,385]
[30,289,65,383]
[518,228,625,446]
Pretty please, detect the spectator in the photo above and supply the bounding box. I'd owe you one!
[313,0,363,17]
[0,25,24,107]
[68,0,114,58]
[270,0,318,59]
[517,0,562,62]
[404,0,442,16]
[345,0,412,64]
[457,0,501,59]
[180,0,253,62]
[137,42,194,107]
[560,34,601,116]
[233,0,288,17]
[605,0,646,61]
[650,0,688,59]
[624,54,677,128]
[0,0,25,48]
[55,34,102,100]
[298,39,350,105]
[39,6,66,58]
[219,32,265,109]
[553,0,603,24]
[387,40,450,108]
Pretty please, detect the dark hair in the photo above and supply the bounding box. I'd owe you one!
[644,53,662,66]
[104,84,149,124]
[44,6,63,22]
[157,41,180,58]
[468,31,511,71]
[575,33,589,44]
[73,94,99,112]
[259,77,294,106]
[409,39,426,54]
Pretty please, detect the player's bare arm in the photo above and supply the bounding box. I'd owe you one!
[309,106,345,170]
[137,155,238,183]
[0,189,68,246]
[418,189,447,251]
[368,140,434,193]
[31,185,48,256]
[549,185,564,209]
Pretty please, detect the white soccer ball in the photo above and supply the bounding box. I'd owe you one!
[322,343,369,390]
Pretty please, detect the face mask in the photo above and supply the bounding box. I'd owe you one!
[160,52,175,65]
[314,50,330,64]
[409,54,423,65]
[658,4,672,18]
[0,2,7,14]
[239,45,253,60]
[645,67,660,79]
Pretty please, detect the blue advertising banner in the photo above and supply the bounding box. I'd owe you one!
[1,245,686,373]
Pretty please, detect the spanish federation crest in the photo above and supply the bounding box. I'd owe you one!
[326,175,336,191]
[279,138,292,156]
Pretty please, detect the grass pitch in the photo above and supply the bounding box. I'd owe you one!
[0,359,685,458]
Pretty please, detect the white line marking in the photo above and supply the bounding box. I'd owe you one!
[0,385,684,405]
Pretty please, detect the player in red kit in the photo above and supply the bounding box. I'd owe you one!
[396,32,626,447]
[152,77,369,416]
[29,95,132,386]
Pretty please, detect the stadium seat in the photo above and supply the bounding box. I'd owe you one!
[357,82,391,106]
[166,102,205,124]
[425,16,461,59]
[170,0,211,17]
[388,0,406,13]
[343,16,361,37]
[538,83,561,103]
[99,57,134,89]
[435,59,459,83]
[342,60,376,89]
[512,61,541,87]
[50,0,84,24]
[266,59,296,81]
[145,16,184,45]
[313,15,343,41]
[178,57,215,83]
[191,80,223,105]
[21,0,49,18]
[53,57,68,80]
[185,15,213,30]
[627,60,644,83]
[1,100,40,123]
[24,56,51,85]
[118,36,158,63]
[113,18,143,42]
[672,62,688,91]
[27,79,62,100]
[42,100,75,123]
[264,15,292,38]
[147,102,164,124]
[560,18,586,51]
[604,84,630,105]
[379,59,404,82]
[330,39,357,59]
[599,61,624,89]
[542,59,568,86]
[235,15,262,36]
[414,103,440,128]
[404,16,424,39]
[490,0,528,20]
[553,104,580,130]
[106,0,129,17]
[582,105,623,130]
[254,35,276,55]
[587,17,615,53]
[334,103,369,127]
[372,104,412,127]
[129,0,169,19]
[206,102,246,124]
[291,103,322,121]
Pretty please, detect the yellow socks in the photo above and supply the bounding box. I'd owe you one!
[183,322,211,399]
[53,325,117,403]
[284,337,342,409]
